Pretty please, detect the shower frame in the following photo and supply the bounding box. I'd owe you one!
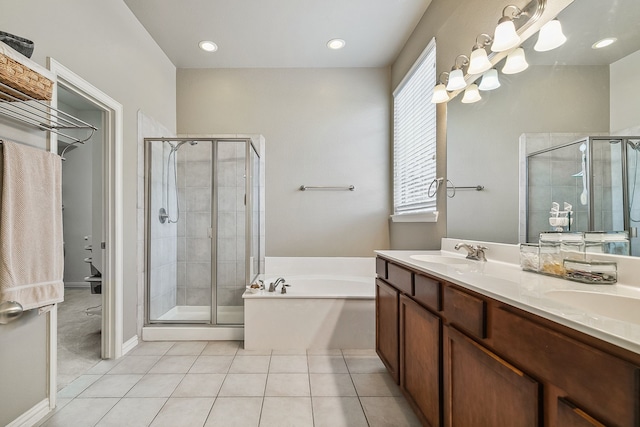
[525,136,640,250]
[143,137,262,326]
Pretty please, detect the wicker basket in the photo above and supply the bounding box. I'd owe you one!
[0,50,53,101]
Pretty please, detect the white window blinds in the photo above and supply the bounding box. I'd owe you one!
[393,38,437,215]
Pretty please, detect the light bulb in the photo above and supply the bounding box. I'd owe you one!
[461,84,482,104]
[446,69,466,91]
[198,41,218,52]
[492,18,521,52]
[502,48,528,74]
[534,20,567,52]
[467,47,492,75]
[478,69,501,91]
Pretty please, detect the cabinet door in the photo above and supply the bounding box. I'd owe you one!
[444,326,540,427]
[400,295,441,427]
[557,398,606,427]
[376,279,399,383]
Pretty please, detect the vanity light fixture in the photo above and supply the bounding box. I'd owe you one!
[461,84,482,104]
[446,55,470,91]
[592,37,617,49]
[467,34,494,75]
[478,68,501,91]
[502,47,529,74]
[327,38,346,50]
[491,5,523,52]
[198,40,218,52]
[431,72,450,104]
[534,19,567,51]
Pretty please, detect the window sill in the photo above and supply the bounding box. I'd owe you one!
[391,211,439,223]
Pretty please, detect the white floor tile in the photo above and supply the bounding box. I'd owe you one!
[360,396,422,427]
[95,397,166,427]
[307,349,343,356]
[344,355,387,374]
[307,355,349,373]
[341,349,378,357]
[218,373,267,397]
[351,373,402,397]
[166,341,207,356]
[229,355,271,374]
[125,374,184,397]
[85,359,124,375]
[172,373,225,397]
[189,355,234,374]
[271,349,307,355]
[150,397,214,427]
[202,341,240,356]
[57,375,102,399]
[265,373,310,397]
[106,355,161,374]
[269,355,308,373]
[309,373,357,397]
[128,342,175,356]
[148,355,197,374]
[41,398,118,427]
[259,397,313,427]
[78,374,143,398]
[312,396,368,427]
[204,397,263,427]
[236,347,272,356]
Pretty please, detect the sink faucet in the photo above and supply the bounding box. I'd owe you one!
[269,277,286,292]
[454,242,488,262]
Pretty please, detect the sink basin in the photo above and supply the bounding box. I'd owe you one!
[544,290,640,324]
[409,254,475,265]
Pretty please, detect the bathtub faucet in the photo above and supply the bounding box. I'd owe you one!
[269,277,286,292]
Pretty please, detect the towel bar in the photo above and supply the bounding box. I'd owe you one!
[299,185,355,191]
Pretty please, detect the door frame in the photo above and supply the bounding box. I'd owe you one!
[46,58,124,407]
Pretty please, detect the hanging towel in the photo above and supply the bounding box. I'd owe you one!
[0,140,64,310]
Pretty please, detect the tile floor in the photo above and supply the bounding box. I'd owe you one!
[38,341,421,427]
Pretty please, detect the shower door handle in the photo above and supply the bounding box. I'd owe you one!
[207,228,213,238]
[631,227,638,238]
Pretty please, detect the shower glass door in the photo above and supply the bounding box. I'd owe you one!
[627,138,640,255]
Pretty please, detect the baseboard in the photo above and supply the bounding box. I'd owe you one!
[122,335,139,356]
[63,282,89,288]
[6,398,50,427]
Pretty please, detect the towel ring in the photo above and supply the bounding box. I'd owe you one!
[446,179,456,198]
[427,178,443,198]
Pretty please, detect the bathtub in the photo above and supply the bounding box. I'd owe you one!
[243,257,376,350]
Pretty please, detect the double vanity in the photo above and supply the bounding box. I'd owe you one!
[375,239,640,427]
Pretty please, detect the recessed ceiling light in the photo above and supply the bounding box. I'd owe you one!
[199,40,218,52]
[327,39,346,50]
[592,37,617,49]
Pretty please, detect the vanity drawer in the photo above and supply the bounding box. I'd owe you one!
[413,273,441,312]
[387,263,413,295]
[491,307,639,427]
[443,285,486,339]
[376,257,388,280]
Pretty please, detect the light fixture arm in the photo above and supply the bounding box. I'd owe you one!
[473,33,493,49]
[501,4,524,21]
[452,54,470,71]
[437,71,450,85]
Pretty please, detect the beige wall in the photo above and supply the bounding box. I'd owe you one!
[0,0,177,391]
[177,68,391,256]
[611,49,640,133]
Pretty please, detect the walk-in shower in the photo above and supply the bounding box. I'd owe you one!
[145,137,264,326]
[526,136,640,255]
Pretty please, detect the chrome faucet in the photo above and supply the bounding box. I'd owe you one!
[454,242,488,262]
[269,277,286,292]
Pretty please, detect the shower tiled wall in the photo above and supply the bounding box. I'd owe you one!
[177,142,212,307]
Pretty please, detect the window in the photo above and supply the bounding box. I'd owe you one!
[393,38,438,222]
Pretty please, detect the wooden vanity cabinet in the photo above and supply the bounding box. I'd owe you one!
[400,294,441,427]
[375,255,640,427]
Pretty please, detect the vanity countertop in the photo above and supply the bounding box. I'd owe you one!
[375,247,640,355]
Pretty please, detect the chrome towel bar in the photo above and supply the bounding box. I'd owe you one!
[299,185,355,191]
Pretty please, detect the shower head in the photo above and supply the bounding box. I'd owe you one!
[628,140,640,151]
[169,140,198,152]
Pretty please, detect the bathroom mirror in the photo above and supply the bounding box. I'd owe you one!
[446,0,640,256]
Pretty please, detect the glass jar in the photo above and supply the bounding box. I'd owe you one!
[584,231,630,256]
[519,243,540,272]
[563,259,617,284]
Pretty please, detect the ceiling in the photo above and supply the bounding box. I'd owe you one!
[123,0,432,68]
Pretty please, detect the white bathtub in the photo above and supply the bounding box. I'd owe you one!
[243,257,376,350]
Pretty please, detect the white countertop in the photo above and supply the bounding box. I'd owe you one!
[376,244,640,355]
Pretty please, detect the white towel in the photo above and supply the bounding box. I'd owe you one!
[0,140,64,310]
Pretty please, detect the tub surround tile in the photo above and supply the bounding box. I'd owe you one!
[265,373,311,397]
[312,397,369,427]
[149,397,214,427]
[95,397,167,427]
[204,397,263,427]
[260,397,314,427]
[309,373,357,397]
